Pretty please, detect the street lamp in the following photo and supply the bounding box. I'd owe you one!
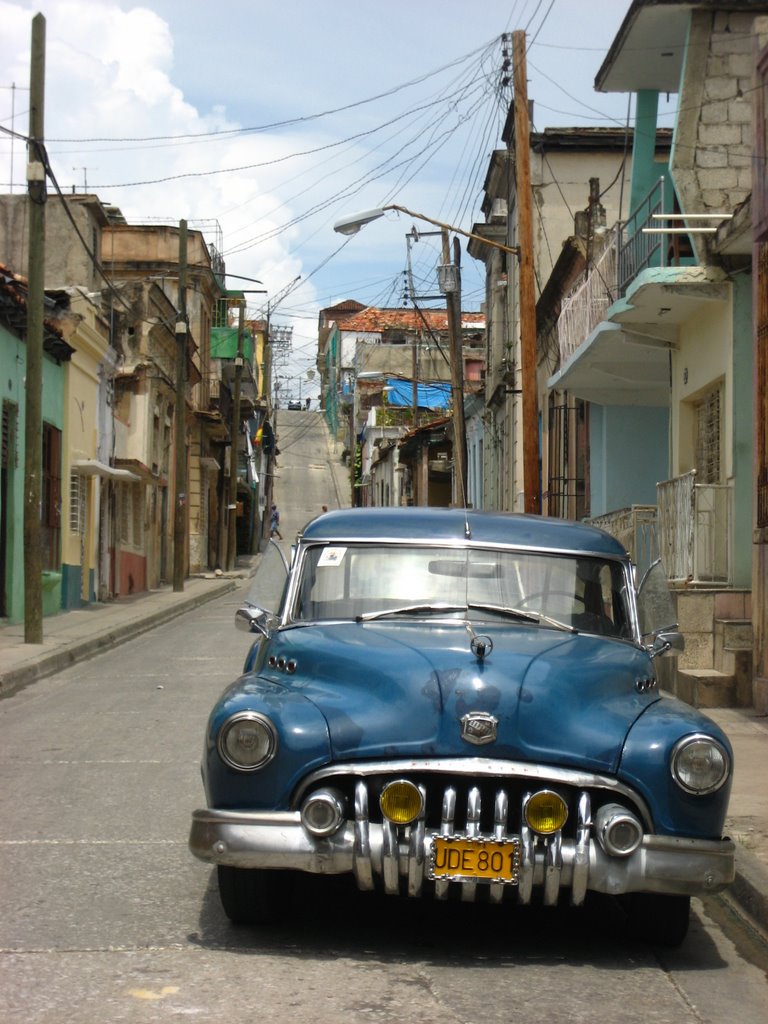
[334,205,520,258]
[334,204,531,511]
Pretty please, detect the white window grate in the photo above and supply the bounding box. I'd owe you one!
[69,472,84,533]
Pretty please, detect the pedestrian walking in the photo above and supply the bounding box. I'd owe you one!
[269,503,283,539]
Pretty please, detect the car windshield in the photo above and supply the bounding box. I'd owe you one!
[292,545,632,637]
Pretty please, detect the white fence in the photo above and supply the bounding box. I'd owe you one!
[657,471,732,584]
[557,233,617,365]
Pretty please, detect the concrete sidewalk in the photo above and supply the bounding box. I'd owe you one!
[0,555,258,699]
[1,556,767,940]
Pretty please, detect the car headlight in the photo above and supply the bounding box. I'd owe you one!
[523,790,568,834]
[380,780,424,825]
[301,789,346,836]
[217,712,278,771]
[594,803,643,856]
[671,734,730,795]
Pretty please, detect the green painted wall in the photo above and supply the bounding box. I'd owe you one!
[1,326,67,623]
[629,91,661,214]
[1,327,26,622]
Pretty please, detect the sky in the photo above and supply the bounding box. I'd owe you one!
[0,0,674,402]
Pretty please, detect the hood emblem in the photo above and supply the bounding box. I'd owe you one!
[460,711,498,745]
[470,634,493,661]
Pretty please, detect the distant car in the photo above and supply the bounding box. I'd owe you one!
[189,508,734,944]
[287,399,302,410]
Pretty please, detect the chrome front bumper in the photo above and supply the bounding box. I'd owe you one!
[189,806,735,904]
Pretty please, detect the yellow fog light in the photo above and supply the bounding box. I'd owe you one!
[380,780,424,825]
[524,790,568,834]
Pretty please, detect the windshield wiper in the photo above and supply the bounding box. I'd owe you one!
[356,603,467,623]
[467,602,577,633]
[356,601,576,632]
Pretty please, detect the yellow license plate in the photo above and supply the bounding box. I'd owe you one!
[429,835,520,884]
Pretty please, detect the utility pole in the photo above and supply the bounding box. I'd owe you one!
[441,229,467,508]
[513,30,540,514]
[173,220,188,592]
[24,14,45,643]
[412,335,419,424]
[227,301,245,570]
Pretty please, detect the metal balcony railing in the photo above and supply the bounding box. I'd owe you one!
[616,177,666,296]
[557,178,668,367]
[557,235,617,364]
[657,471,733,584]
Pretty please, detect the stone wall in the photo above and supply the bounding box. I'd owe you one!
[672,10,757,261]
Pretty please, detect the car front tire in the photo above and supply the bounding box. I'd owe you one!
[623,893,691,946]
[217,866,291,925]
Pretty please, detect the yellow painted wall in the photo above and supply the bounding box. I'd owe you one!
[670,290,732,479]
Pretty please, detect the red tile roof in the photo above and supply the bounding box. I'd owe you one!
[338,307,484,333]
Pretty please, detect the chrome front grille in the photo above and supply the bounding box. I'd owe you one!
[292,758,652,905]
[347,776,593,906]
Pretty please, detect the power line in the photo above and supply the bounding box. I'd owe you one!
[44,38,499,146]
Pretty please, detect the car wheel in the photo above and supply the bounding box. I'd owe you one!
[217,866,291,925]
[623,893,691,946]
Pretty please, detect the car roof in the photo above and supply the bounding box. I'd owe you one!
[300,507,628,558]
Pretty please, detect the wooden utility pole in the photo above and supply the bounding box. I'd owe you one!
[412,335,419,423]
[173,220,188,591]
[513,30,540,514]
[227,302,245,570]
[442,229,467,508]
[24,14,46,643]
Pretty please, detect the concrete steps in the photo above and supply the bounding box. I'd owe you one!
[672,617,753,709]
[675,667,740,708]
[665,589,753,709]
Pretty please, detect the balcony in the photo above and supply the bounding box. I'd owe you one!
[549,184,726,408]
[587,473,733,586]
[557,233,617,365]
[557,178,667,366]
[657,471,733,585]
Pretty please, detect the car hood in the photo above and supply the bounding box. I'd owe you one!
[260,621,658,774]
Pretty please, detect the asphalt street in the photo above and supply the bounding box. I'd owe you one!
[0,411,767,1023]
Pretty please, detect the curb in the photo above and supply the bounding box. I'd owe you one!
[0,578,237,700]
[727,844,768,938]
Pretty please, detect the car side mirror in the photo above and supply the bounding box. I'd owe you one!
[649,628,685,659]
[235,603,278,639]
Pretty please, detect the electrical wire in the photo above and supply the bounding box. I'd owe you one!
[45,38,498,145]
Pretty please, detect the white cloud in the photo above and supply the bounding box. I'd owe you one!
[0,0,312,347]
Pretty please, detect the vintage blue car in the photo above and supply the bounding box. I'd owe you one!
[189,508,735,945]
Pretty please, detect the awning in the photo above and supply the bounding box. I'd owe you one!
[71,459,141,482]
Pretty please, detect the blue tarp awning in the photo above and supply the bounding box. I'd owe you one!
[386,378,450,409]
